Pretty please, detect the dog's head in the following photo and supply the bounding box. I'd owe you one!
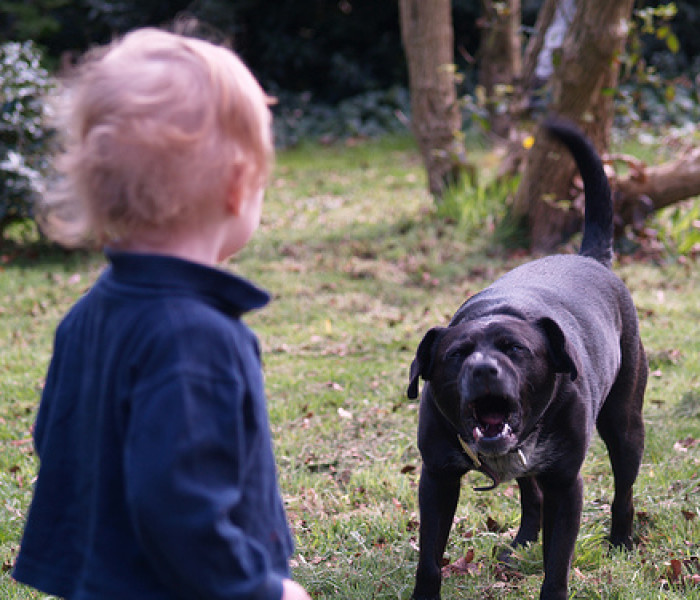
[408,315,578,457]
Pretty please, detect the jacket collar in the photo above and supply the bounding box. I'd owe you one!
[104,249,270,316]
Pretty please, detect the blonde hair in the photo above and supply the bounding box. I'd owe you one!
[39,28,274,247]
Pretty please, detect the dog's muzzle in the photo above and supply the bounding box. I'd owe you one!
[468,396,519,454]
[461,358,520,456]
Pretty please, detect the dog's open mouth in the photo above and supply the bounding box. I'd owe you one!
[471,396,516,443]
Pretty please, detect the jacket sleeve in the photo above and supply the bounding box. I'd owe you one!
[123,368,285,600]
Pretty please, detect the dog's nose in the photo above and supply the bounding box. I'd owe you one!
[471,358,499,381]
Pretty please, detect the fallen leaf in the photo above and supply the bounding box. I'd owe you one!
[405,518,419,532]
[667,558,683,581]
[442,550,480,578]
[486,516,501,532]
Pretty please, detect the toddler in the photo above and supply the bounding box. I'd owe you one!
[13,28,310,600]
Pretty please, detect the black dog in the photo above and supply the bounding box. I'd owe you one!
[407,119,647,600]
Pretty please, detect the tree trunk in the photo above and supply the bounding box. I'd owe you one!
[512,0,636,253]
[477,0,522,138]
[399,0,463,198]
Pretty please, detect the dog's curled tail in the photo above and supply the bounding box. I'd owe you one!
[543,118,613,268]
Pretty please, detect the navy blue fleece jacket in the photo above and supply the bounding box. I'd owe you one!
[13,251,293,600]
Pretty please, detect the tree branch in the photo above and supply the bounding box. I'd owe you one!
[613,146,700,229]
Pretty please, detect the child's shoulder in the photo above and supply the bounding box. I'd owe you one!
[58,252,268,360]
[113,251,266,351]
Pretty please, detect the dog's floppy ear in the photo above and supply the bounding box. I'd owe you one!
[538,317,579,381]
[407,327,446,399]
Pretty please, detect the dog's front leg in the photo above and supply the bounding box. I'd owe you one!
[538,474,584,600]
[412,467,462,600]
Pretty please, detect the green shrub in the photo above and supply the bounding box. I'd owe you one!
[437,174,519,237]
[656,198,700,255]
[0,41,53,235]
[615,2,700,130]
[272,86,411,148]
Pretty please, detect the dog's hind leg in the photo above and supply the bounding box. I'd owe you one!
[596,340,647,550]
[513,476,543,547]
[497,476,543,564]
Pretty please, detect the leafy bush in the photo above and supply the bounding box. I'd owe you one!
[656,198,700,256]
[0,41,53,234]
[272,86,411,148]
[437,173,519,237]
[615,2,700,131]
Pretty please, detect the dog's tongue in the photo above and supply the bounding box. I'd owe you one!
[479,413,506,437]
[481,413,505,425]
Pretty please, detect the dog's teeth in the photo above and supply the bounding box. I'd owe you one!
[503,424,512,436]
[473,426,483,441]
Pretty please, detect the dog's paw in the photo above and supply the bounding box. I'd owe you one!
[494,536,538,567]
[607,534,633,552]
[494,544,516,566]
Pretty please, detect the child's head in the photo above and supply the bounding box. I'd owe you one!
[40,28,274,248]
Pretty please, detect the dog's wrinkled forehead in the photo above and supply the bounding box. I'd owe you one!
[407,313,572,400]
[440,315,544,352]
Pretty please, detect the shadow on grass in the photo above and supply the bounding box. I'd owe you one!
[0,220,99,271]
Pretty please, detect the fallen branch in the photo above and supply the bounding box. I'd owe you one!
[611,146,700,230]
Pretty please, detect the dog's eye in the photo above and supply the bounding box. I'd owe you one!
[446,345,472,361]
[500,341,526,357]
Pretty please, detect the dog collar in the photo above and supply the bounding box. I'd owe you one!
[458,434,528,492]
[458,435,482,467]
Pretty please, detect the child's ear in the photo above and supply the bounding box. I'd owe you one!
[226,185,244,216]
[225,166,247,216]
[225,164,257,216]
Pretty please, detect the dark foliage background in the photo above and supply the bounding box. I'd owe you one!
[1,0,699,231]
[1,0,698,103]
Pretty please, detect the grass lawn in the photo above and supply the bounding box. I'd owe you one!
[1,134,699,599]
